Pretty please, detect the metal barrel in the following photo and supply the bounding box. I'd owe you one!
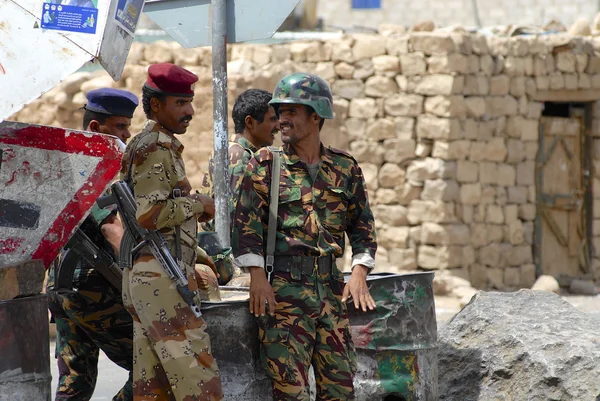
[348,272,438,401]
[202,297,273,401]
[0,294,51,401]
[202,271,438,401]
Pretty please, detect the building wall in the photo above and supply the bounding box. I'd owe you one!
[11,32,600,289]
[315,0,598,29]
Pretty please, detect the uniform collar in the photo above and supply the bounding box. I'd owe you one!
[232,133,258,153]
[145,119,185,153]
[283,143,335,166]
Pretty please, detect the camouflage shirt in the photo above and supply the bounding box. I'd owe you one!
[120,120,204,254]
[233,144,377,269]
[199,134,257,232]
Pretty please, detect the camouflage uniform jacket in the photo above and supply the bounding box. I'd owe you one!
[119,120,204,266]
[233,143,377,270]
[199,133,257,232]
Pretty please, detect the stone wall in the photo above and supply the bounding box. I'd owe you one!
[314,0,598,31]
[11,30,600,289]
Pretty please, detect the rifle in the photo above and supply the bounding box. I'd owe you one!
[53,228,122,293]
[97,181,202,318]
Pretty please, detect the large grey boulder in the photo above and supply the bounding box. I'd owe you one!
[438,290,600,401]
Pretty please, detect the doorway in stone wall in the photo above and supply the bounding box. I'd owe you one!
[536,102,593,279]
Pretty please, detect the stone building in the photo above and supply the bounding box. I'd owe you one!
[296,0,598,31]
[11,29,600,290]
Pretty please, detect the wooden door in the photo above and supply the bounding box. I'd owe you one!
[537,116,586,277]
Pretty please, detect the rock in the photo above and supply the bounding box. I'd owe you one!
[332,79,365,99]
[414,75,463,96]
[349,98,377,118]
[593,13,600,35]
[60,72,92,95]
[335,62,355,79]
[400,53,427,75]
[384,94,423,116]
[80,75,115,94]
[384,138,416,164]
[0,260,46,300]
[456,287,478,308]
[412,20,435,32]
[433,269,472,296]
[377,23,407,36]
[531,275,560,293]
[364,76,398,97]
[411,33,456,54]
[378,163,405,188]
[372,55,400,74]
[352,34,387,60]
[543,19,567,33]
[366,118,395,141]
[415,141,432,158]
[569,279,598,295]
[439,291,600,400]
[568,18,591,36]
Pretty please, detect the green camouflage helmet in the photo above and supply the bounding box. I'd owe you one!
[269,73,334,119]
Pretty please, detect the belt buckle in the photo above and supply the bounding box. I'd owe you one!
[314,257,319,274]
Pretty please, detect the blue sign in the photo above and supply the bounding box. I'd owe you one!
[41,2,98,34]
[115,0,145,35]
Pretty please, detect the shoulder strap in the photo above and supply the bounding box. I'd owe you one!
[265,146,282,277]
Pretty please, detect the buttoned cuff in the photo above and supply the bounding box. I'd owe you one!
[235,253,264,268]
[351,252,375,272]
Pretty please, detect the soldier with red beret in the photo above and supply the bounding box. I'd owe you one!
[120,63,223,400]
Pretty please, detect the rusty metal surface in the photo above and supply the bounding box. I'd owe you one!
[0,121,124,268]
[203,272,437,401]
[0,1,135,121]
[348,272,438,401]
[0,293,51,401]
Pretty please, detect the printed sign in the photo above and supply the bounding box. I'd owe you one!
[41,0,99,34]
[115,0,145,36]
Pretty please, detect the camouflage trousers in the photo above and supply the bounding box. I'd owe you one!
[47,270,134,401]
[258,271,357,401]
[122,254,223,401]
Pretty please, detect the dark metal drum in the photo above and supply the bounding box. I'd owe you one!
[202,271,438,401]
[0,294,51,401]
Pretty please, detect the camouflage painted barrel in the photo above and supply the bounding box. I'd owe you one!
[202,271,437,401]
[348,272,438,401]
[0,294,51,401]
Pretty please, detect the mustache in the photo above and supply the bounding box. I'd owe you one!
[179,116,193,123]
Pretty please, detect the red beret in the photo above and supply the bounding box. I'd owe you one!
[144,63,198,97]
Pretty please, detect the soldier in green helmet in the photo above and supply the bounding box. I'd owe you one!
[233,73,378,400]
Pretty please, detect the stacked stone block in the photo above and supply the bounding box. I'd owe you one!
[11,31,600,289]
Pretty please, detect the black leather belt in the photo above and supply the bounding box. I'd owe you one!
[273,255,333,276]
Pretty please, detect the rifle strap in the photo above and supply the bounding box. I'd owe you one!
[265,146,282,282]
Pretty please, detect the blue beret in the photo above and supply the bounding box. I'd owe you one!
[85,88,139,118]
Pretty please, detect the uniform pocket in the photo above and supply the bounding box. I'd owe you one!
[321,186,350,232]
[278,185,305,229]
[260,327,295,382]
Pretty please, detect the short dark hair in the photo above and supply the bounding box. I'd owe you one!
[304,105,325,131]
[232,89,273,134]
[142,85,167,119]
[82,109,109,131]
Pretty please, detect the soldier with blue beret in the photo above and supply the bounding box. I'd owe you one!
[47,87,138,401]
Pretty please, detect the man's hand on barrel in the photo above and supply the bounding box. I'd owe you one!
[342,264,376,312]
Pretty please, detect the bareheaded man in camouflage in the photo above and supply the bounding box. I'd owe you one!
[233,73,378,400]
[119,63,223,400]
[199,89,280,285]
